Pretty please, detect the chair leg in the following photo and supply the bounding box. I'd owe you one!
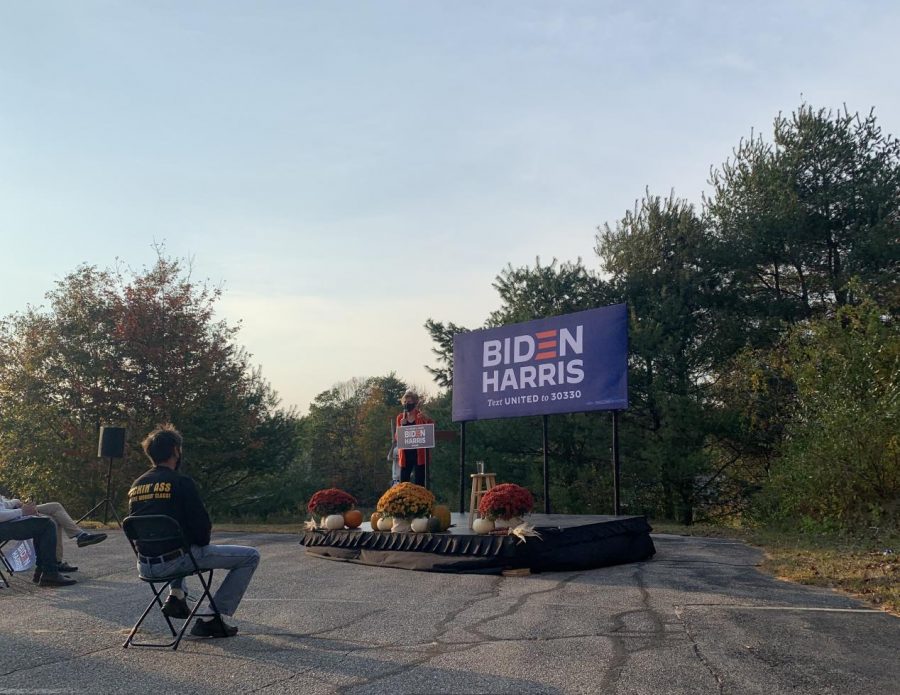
[171,570,221,651]
[123,582,170,648]
[125,570,224,651]
[0,546,13,588]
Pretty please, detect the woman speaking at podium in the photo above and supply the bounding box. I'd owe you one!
[395,391,433,487]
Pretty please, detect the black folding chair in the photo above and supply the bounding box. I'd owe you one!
[0,540,12,587]
[122,515,223,650]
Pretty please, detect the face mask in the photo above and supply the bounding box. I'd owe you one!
[404,402,416,412]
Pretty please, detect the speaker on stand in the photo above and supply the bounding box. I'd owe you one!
[76,426,126,528]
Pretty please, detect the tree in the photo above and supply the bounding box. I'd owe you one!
[707,104,900,331]
[705,105,900,526]
[761,291,899,528]
[488,258,611,325]
[297,374,412,506]
[597,192,722,523]
[0,252,300,516]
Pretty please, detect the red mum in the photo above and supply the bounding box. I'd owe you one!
[307,488,356,517]
[478,483,534,521]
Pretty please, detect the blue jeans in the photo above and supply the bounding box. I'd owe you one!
[138,544,259,616]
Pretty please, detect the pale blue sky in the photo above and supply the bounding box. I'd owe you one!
[2,1,898,412]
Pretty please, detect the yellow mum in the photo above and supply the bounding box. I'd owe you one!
[377,483,436,519]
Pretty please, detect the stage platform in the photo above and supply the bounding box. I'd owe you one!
[299,513,655,574]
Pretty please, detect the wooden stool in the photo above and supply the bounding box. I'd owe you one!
[468,473,497,529]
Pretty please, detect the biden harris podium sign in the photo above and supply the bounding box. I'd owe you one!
[452,304,628,422]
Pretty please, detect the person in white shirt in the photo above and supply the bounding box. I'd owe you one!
[0,496,76,586]
[0,495,107,573]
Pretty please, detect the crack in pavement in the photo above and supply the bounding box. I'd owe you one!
[597,564,670,694]
[466,572,585,642]
[229,580,507,694]
[330,577,506,693]
[674,604,725,695]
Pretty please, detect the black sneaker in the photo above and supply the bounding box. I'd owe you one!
[162,594,191,619]
[190,616,238,638]
[76,532,108,548]
[38,572,77,587]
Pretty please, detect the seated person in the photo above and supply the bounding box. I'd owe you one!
[1,495,107,573]
[0,498,76,586]
[128,425,260,638]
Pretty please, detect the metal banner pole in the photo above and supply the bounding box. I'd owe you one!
[458,422,467,514]
[542,415,550,514]
[612,410,621,515]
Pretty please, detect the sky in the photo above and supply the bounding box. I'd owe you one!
[1,1,898,413]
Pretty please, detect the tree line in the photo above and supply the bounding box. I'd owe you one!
[1,103,896,532]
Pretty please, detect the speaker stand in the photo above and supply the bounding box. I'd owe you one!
[76,456,122,528]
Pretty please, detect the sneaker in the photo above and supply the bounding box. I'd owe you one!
[190,616,238,638]
[162,594,191,619]
[38,571,77,587]
[76,532,108,548]
[58,561,79,572]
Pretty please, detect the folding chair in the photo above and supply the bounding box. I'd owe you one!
[0,540,12,587]
[122,515,223,650]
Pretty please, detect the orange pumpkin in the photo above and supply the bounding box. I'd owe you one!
[370,512,383,530]
[344,509,363,529]
[432,505,452,532]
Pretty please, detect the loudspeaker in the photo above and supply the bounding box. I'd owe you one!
[98,426,127,459]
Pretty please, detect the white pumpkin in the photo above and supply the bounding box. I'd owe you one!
[472,517,495,534]
[324,514,345,530]
[377,516,394,531]
[410,517,430,533]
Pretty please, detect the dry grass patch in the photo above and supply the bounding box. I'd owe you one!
[652,522,899,615]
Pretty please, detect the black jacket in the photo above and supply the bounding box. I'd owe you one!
[128,466,212,556]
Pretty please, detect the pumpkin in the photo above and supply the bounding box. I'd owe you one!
[432,504,452,532]
[377,516,394,531]
[410,517,430,533]
[324,514,345,530]
[344,509,363,529]
[370,512,383,530]
[472,517,494,534]
[426,517,442,533]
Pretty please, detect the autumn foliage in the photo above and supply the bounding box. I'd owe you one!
[0,250,299,515]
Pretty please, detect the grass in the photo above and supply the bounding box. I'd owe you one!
[652,522,899,615]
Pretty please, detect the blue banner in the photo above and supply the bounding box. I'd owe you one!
[452,304,628,421]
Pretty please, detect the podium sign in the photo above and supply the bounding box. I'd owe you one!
[397,423,435,450]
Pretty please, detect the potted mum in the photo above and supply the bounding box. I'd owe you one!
[307,488,357,529]
[376,483,435,533]
[477,483,534,529]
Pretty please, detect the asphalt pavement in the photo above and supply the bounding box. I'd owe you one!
[1,529,897,694]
